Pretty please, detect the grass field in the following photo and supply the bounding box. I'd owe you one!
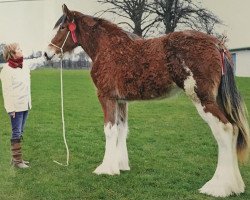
[0,69,249,200]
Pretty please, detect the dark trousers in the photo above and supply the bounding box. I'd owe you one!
[10,111,29,140]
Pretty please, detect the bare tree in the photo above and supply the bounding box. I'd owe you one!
[97,0,222,37]
[151,0,222,34]
[97,0,158,37]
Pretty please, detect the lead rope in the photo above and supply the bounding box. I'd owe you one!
[53,55,69,166]
[50,36,70,166]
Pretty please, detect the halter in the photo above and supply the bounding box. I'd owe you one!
[50,19,78,55]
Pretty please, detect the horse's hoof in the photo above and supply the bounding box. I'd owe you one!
[93,163,120,175]
[119,163,130,171]
[199,178,244,197]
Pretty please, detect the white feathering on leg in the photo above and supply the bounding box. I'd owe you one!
[117,120,130,171]
[93,122,120,175]
[195,103,245,197]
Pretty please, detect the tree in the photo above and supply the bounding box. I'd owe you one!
[97,0,221,37]
[149,0,222,34]
[97,0,158,37]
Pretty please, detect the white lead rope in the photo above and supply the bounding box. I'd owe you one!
[51,40,70,166]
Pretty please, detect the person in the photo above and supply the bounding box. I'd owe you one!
[0,43,46,168]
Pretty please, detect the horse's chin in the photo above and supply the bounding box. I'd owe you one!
[51,54,61,62]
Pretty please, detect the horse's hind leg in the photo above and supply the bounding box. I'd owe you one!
[117,102,130,171]
[194,102,244,197]
[93,95,120,175]
[182,69,244,197]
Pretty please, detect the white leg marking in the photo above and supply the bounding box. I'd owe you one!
[195,103,245,197]
[183,64,199,102]
[93,122,120,175]
[117,120,130,171]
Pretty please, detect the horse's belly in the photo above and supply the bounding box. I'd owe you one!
[119,78,179,101]
[142,82,180,100]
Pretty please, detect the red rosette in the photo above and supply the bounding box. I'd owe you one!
[68,22,76,31]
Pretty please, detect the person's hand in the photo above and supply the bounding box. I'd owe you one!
[9,112,15,118]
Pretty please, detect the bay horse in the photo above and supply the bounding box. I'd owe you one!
[44,4,249,197]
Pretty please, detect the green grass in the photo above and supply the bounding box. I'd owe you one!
[0,69,249,200]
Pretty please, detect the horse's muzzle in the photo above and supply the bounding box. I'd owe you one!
[44,52,54,61]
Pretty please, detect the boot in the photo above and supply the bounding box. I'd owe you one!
[11,138,29,169]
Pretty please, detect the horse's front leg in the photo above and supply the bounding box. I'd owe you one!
[93,95,120,175]
[117,102,130,171]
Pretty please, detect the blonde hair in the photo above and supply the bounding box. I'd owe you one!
[3,43,19,61]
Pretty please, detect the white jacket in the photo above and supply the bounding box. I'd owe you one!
[0,57,46,113]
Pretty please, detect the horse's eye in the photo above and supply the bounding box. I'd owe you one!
[60,25,66,30]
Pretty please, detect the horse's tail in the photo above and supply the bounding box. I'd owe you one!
[219,51,250,162]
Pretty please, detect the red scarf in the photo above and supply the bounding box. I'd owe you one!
[8,57,23,69]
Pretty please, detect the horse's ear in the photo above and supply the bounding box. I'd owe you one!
[62,4,69,15]
[82,17,97,27]
[62,4,73,21]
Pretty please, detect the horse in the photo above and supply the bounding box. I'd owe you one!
[44,4,249,197]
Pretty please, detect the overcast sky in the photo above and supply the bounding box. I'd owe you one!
[1,0,250,55]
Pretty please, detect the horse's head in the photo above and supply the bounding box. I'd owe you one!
[44,4,79,60]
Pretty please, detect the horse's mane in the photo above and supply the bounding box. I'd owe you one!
[98,18,124,33]
[53,11,140,41]
[96,17,142,41]
[75,12,139,40]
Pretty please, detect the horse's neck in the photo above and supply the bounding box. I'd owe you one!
[78,30,100,61]
[78,18,132,61]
